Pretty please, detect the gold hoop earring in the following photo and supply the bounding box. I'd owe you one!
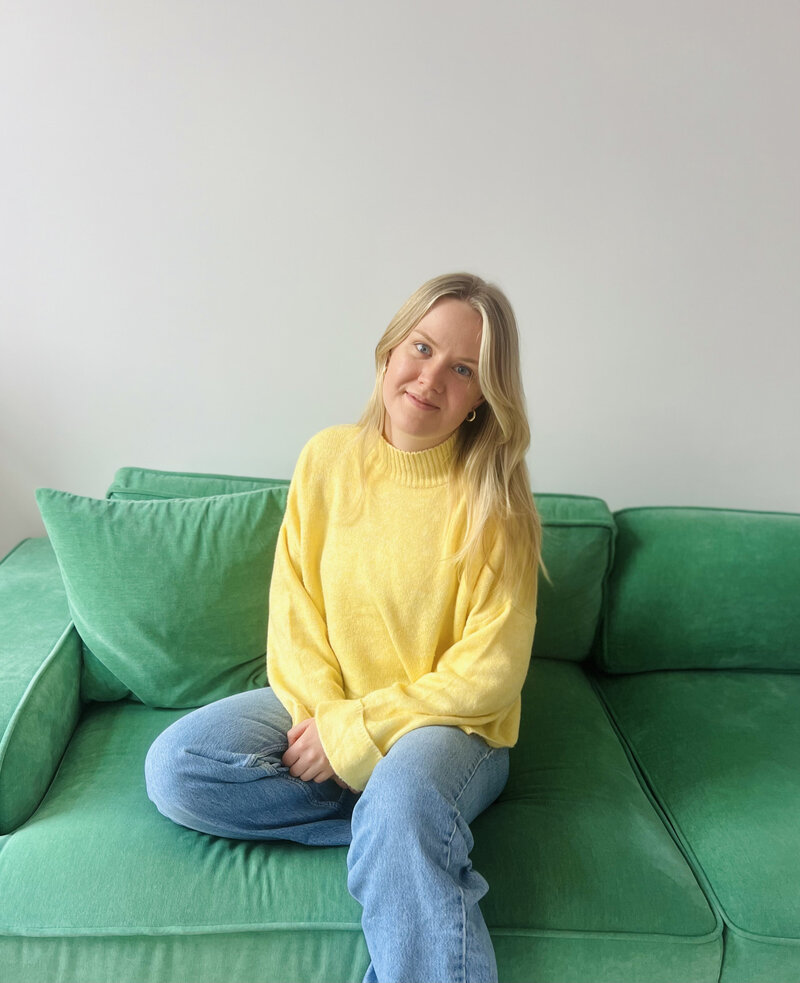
[466,409,477,423]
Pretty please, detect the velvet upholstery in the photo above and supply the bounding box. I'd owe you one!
[0,474,796,982]
[0,539,81,833]
[599,506,800,672]
[35,486,287,707]
[594,668,800,982]
[106,465,290,501]
[0,663,721,983]
[529,494,615,664]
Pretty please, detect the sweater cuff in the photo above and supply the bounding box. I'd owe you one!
[314,698,383,792]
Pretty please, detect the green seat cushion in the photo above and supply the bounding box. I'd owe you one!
[530,494,616,664]
[594,669,800,982]
[107,466,290,501]
[476,659,721,982]
[0,701,368,983]
[599,506,800,673]
[36,486,287,708]
[0,663,722,983]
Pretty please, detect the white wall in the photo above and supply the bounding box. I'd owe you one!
[2,0,798,557]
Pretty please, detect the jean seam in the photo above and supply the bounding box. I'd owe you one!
[445,744,496,869]
[445,743,497,983]
[294,776,350,812]
[459,882,467,983]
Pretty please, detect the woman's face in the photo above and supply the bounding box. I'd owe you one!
[382,297,484,453]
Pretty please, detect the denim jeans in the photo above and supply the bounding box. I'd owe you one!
[145,687,509,983]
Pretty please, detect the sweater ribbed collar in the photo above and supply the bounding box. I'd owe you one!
[373,432,457,487]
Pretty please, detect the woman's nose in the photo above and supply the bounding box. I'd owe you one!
[419,359,446,391]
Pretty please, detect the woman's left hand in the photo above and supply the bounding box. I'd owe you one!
[282,717,338,783]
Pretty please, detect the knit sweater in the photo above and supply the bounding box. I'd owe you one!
[266,425,537,791]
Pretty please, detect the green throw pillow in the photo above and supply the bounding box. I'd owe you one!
[35,486,287,708]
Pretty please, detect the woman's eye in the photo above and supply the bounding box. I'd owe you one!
[415,342,431,355]
[455,365,473,378]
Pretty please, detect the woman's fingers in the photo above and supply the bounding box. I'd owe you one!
[286,717,313,744]
[282,717,335,782]
[304,762,335,783]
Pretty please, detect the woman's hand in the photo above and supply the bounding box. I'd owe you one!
[282,717,337,783]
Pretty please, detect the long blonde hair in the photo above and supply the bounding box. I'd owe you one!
[357,272,544,594]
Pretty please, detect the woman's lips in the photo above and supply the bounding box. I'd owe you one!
[405,392,438,411]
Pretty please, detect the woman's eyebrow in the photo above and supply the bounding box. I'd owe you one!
[413,330,479,366]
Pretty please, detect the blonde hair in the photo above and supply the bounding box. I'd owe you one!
[357,272,544,593]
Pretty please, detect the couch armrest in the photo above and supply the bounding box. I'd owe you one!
[0,538,82,833]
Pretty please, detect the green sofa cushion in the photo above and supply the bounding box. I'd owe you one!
[35,486,287,708]
[481,659,721,982]
[0,701,367,983]
[598,506,800,673]
[528,494,615,664]
[107,465,290,501]
[0,539,81,833]
[0,662,722,983]
[594,668,800,983]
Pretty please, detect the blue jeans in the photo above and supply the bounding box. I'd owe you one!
[145,687,509,983]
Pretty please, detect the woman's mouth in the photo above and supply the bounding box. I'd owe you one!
[405,392,438,411]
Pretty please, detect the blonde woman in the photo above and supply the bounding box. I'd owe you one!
[146,273,542,983]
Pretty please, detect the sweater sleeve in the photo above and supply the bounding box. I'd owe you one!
[266,443,346,723]
[315,558,537,791]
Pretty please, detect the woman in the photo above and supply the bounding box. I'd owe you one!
[146,272,542,983]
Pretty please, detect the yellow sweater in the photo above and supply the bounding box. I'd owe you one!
[266,425,537,791]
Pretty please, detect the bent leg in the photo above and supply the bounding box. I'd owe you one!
[346,726,509,983]
[145,687,357,846]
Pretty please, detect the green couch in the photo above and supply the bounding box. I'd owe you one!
[1,465,798,983]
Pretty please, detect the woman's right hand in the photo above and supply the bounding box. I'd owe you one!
[282,717,334,782]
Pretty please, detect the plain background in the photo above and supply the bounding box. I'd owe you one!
[1,0,798,558]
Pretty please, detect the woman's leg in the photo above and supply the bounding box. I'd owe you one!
[346,726,508,983]
[144,687,358,846]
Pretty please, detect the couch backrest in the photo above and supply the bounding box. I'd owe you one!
[107,466,290,500]
[532,494,616,663]
[89,468,616,714]
[596,505,800,673]
[110,468,616,664]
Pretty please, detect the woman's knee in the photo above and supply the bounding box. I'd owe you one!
[354,727,508,826]
[143,706,230,818]
[145,689,290,812]
[144,721,193,818]
[346,728,508,886]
